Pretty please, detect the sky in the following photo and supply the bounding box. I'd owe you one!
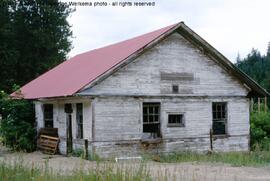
[61,0,270,62]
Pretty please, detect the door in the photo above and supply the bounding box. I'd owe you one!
[65,103,73,154]
[67,114,73,154]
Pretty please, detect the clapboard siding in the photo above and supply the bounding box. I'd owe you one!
[93,97,249,141]
[91,96,249,157]
[94,97,142,141]
[80,33,248,96]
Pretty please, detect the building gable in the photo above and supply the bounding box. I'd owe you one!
[78,32,249,97]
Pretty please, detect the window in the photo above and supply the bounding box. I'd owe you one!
[76,103,83,139]
[44,104,53,128]
[143,103,161,138]
[212,102,227,135]
[172,85,179,93]
[168,114,184,127]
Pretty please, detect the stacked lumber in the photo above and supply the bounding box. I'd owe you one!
[37,128,59,155]
[38,135,59,154]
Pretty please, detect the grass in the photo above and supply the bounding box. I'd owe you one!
[72,147,270,167]
[0,160,152,181]
[0,151,270,181]
[153,151,270,167]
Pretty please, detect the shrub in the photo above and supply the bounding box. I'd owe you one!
[72,148,84,157]
[0,90,36,152]
[250,110,270,150]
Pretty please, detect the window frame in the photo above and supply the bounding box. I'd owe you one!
[142,102,161,138]
[43,104,54,128]
[142,103,160,125]
[167,113,185,127]
[212,102,227,136]
[76,103,83,139]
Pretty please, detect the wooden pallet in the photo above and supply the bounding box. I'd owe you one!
[38,135,59,155]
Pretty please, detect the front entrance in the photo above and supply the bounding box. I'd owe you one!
[67,114,73,154]
[65,104,73,154]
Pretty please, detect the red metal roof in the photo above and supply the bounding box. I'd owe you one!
[12,23,178,99]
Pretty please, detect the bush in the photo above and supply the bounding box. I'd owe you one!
[72,148,84,157]
[250,110,270,150]
[0,90,36,152]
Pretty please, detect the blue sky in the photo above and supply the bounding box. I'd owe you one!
[62,0,270,62]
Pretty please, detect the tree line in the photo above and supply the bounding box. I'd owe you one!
[235,43,270,94]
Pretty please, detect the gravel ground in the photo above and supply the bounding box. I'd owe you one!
[0,149,270,181]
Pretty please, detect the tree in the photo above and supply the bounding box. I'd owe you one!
[0,90,36,152]
[236,47,270,93]
[0,0,73,93]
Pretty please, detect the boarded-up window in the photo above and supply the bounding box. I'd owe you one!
[212,102,227,135]
[44,104,53,128]
[168,114,184,127]
[143,103,161,138]
[76,103,83,139]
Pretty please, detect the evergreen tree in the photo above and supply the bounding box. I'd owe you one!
[236,47,270,93]
[0,0,73,92]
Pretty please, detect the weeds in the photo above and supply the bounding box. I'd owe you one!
[155,151,270,167]
[0,160,151,181]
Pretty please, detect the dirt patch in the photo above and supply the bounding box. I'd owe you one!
[0,150,270,181]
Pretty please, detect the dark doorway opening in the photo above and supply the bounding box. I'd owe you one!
[142,102,161,139]
[65,104,73,154]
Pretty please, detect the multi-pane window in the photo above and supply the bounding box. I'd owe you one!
[143,103,160,124]
[168,114,184,127]
[76,103,83,139]
[143,103,161,138]
[44,104,53,128]
[212,102,227,135]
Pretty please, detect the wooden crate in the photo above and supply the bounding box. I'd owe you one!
[38,135,59,155]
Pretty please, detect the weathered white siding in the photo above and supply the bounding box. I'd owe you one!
[80,33,248,96]
[77,32,250,157]
[94,97,141,141]
[91,97,249,157]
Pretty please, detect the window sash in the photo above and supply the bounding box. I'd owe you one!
[143,103,160,124]
[168,114,184,127]
[212,102,227,135]
[44,104,53,128]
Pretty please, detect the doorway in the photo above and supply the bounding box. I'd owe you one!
[65,104,73,154]
[142,102,161,139]
[67,114,73,154]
